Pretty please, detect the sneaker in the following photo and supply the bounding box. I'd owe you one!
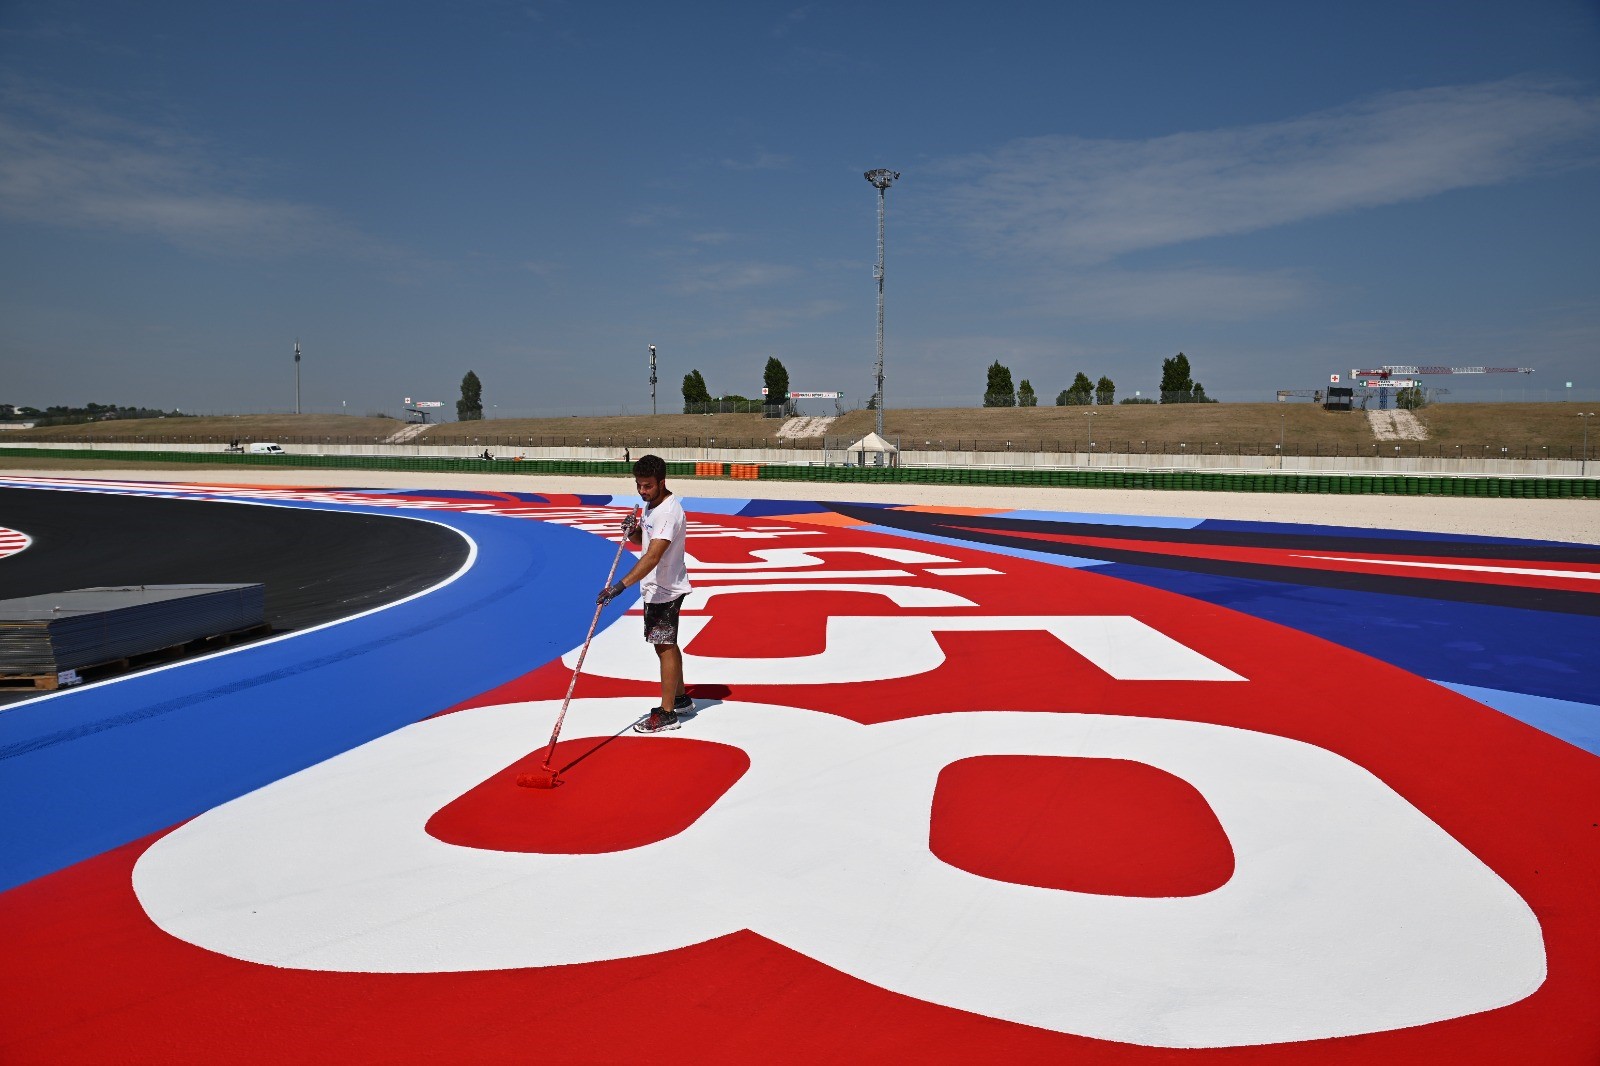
[673,693,695,713]
[634,707,681,733]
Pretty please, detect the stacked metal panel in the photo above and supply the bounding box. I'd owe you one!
[0,584,265,676]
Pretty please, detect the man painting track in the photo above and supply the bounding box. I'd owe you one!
[597,454,693,732]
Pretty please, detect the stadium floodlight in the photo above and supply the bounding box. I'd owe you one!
[294,339,302,415]
[864,168,899,438]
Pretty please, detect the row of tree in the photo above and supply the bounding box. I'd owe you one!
[983,352,1216,407]
[453,351,1217,423]
[682,357,791,412]
[0,402,190,425]
[984,362,1116,406]
[456,356,800,421]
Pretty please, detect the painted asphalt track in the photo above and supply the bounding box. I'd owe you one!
[0,477,1596,1063]
[0,484,619,892]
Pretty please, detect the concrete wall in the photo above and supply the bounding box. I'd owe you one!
[5,439,1594,479]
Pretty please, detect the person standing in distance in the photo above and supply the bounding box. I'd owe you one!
[597,454,693,732]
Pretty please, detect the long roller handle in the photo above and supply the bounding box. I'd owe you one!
[538,506,639,772]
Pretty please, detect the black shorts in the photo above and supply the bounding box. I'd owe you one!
[642,594,686,646]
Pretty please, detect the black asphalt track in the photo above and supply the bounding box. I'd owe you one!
[0,488,469,702]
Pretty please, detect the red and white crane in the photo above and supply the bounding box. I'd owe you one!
[1345,365,1534,408]
[1350,366,1534,378]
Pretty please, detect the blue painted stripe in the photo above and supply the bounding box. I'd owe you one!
[1434,681,1600,758]
[856,523,1109,570]
[1194,517,1581,548]
[675,497,756,515]
[0,497,624,892]
[990,509,1204,529]
[1091,561,1600,708]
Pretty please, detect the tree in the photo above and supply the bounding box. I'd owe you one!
[1057,371,1094,406]
[983,360,1015,407]
[1095,375,1116,406]
[1160,352,1194,403]
[1191,380,1218,403]
[457,370,483,421]
[682,369,711,411]
[763,356,790,406]
[1017,379,1037,407]
[1396,385,1427,410]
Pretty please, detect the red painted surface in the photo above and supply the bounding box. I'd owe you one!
[1,495,1597,1063]
[930,755,1234,897]
[428,736,750,854]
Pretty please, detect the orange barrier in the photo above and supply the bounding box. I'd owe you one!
[694,461,726,477]
[730,464,761,480]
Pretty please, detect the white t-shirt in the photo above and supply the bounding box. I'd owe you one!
[640,493,691,603]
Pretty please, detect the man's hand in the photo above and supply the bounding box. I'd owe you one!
[596,582,628,606]
[619,511,641,538]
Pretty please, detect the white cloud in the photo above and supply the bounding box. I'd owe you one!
[0,84,396,260]
[1035,267,1312,321]
[938,80,1600,264]
[670,260,798,294]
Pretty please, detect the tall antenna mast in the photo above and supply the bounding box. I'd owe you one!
[864,168,899,438]
[649,344,658,416]
[294,339,302,415]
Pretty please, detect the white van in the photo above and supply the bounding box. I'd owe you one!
[247,442,286,455]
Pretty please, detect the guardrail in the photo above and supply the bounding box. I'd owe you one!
[3,432,1595,461]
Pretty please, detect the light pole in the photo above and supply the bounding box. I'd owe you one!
[1086,409,1095,466]
[293,339,302,415]
[864,168,899,439]
[1581,412,1596,476]
[649,344,658,416]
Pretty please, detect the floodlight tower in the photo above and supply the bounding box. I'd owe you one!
[294,339,302,415]
[865,168,899,438]
[649,344,658,416]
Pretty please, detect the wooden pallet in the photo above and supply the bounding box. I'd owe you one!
[0,623,273,692]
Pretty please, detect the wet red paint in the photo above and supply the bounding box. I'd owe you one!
[428,736,749,854]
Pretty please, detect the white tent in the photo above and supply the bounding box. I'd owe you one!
[844,431,898,467]
[845,431,897,452]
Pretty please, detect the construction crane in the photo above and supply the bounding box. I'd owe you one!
[1348,365,1534,408]
[1351,366,1534,377]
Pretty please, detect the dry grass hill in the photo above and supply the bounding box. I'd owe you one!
[3,403,1596,457]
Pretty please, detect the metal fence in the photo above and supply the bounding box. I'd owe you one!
[2,431,1595,461]
[836,437,1599,461]
[682,400,794,415]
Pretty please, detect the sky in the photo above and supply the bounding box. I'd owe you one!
[2,1,1598,418]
